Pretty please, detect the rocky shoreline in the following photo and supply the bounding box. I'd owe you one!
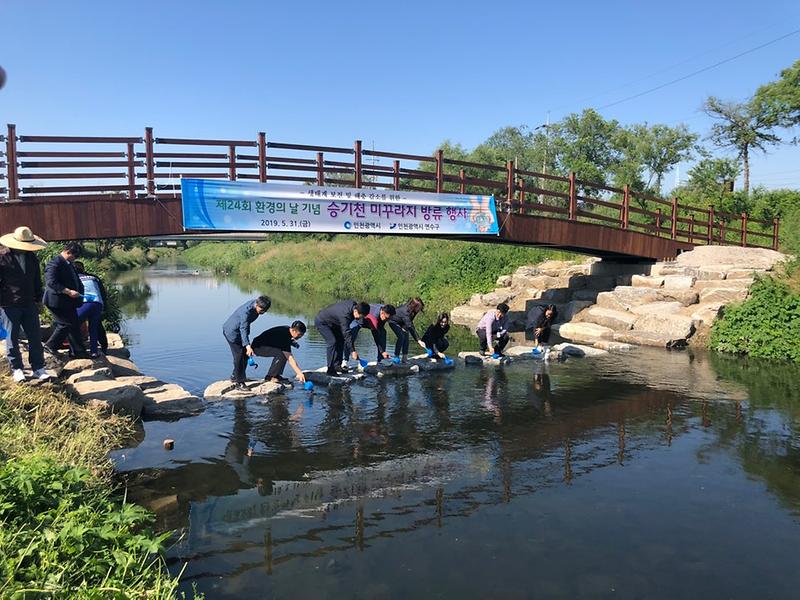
[452,246,787,351]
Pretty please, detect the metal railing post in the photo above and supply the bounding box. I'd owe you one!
[568,172,577,220]
[257,132,267,183]
[144,126,155,197]
[354,140,362,188]
[5,124,19,200]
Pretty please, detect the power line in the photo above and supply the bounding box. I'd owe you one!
[596,28,800,111]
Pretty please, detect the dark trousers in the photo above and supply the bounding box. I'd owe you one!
[424,336,449,353]
[226,338,248,383]
[527,326,552,344]
[76,301,103,354]
[477,329,509,354]
[46,304,86,355]
[254,345,288,378]
[1,305,45,371]
[316,319,344,369]
[388,321,409,356]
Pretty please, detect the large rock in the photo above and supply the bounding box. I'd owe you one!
[613,331,687,349]
[105,332,125,349]
[675,246,786,270]
[496,275,512,288]
[303,368,365,387]
[539,288,571,303]
[686,302,724,327]
[363,361,421,378]
[480,291,513,306]
[558,322,615,344]
[592,340,635,352]
[561,300,594,322]
[536,260,578,276]
[695,267,728,280]
[595,291,630,312]
[662,275,696,289]
[407,354,457,371]
[451,305,488,328]
[459,352,511,366]
[62,358,101,377]
[582,307,636,331]
[726,268,765,279]
[629,301,683,316]
[631,275,664,288]
[698,287,749,305]
[571,289,601,302]
[142,383,204,419]
[693,278,752,291]
[105,355,142,377]
[655,289,699,306]
[66,367,114,385]
[71,380,145,418]
[633,313,695,340]
[115,375,163,389]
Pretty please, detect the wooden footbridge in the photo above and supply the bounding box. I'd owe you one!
[0,124,780,260]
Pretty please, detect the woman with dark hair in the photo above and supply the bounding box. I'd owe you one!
[525,303,558,349]
[388,297,426,362]
[421,312,450,359]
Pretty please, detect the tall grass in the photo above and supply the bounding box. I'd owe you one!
[184,236,571,311]
[0,378,195,598]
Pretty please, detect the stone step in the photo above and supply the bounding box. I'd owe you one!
[558,322,615,344]
[613,330,688,349]
[631,275,664,289]
[582,307,636,331]
[629,301,683,316]
[693,279,752,291]
[698,287,749,304]
[632,313,695,340]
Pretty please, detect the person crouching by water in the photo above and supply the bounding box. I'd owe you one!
[476,302,510,357]
[223,295,271,390]
[251,320,307,384]
[315,300,370,376]
[388,297,426,362]
[0,226,50,382]
[525,304,558,351]
[422,312,450,359]
[43,242,88,359]
[350,303,396,362]
[73,261,108,358]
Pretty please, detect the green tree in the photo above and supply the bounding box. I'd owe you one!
[703,96,781,195]
[619,123,698,193]
[754,59,800,139]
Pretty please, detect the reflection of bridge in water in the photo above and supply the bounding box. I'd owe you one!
[2,124,779,259]
[118,351,751,582]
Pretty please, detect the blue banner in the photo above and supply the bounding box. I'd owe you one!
[181,179,499,235]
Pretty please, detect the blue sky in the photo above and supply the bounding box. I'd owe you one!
[2,0,799,190]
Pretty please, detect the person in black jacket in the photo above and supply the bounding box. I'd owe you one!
[314,300,370,375]
[421,312,450,359]
[388,297,427,362]
[251,320,307,383]
[0,226,50,382]
[525,304,558,348]
[43,242,88,358]
[350,303,396,362]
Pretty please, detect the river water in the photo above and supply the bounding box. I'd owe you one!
[110,261,800,599]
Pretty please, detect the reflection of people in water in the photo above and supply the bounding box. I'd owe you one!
[480,370,508,424]
[528,365,553,417]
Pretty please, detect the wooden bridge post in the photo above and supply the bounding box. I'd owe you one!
[316,152,324,186]
[707,205,714,244]
[670,197,678,240]
[655,208,662,237]
[257,132,267,183]
[393,160,400,191]
[459,168,465,194]
[435,149,444,193]
[518,178,526,213]
[354,140,362,188]
[773,217,780,251]
[621,184,630,229]
[228,144,237,181]
[5,124,19,200]
[740,212,748,247]
[506,160,515,207]
[126,142,136,199]
[689,214,695,243]
[568,171,577,220]
[144,126,155,197]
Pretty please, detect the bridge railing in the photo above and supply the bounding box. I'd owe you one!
[2,123,779,250]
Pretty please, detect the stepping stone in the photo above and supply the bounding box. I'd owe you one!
[406,354,457,371]
[143,383,204,419]
[592,340,635,352]
[303,367,365,387]
[360,360,421,378]
[458,352,511,366]
[204,379,288,399]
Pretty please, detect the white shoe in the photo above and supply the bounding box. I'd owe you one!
[12,369,26,383]
[33,368,51,381]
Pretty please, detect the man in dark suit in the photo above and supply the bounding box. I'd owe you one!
[223,295,272,389]
[43,242,88,358]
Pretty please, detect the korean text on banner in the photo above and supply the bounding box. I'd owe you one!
[181,179,499,235]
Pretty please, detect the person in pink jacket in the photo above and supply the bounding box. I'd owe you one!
[475,302,510,356]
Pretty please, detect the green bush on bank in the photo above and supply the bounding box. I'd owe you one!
[183,236,573,311]
[711,267,800,362]
[0,379,193,599]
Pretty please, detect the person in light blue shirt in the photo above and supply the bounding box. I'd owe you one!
[223,296,271,389]
[74,261,108,358]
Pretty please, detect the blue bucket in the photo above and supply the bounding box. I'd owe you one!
[303,381,314,391]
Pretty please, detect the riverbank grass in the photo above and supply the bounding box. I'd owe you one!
[0,378,191,598]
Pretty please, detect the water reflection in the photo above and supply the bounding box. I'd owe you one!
[113,263,800,599]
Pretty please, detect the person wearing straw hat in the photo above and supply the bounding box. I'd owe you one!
[0,226,51,382]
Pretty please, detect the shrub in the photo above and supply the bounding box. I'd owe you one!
[711,275,800,361]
